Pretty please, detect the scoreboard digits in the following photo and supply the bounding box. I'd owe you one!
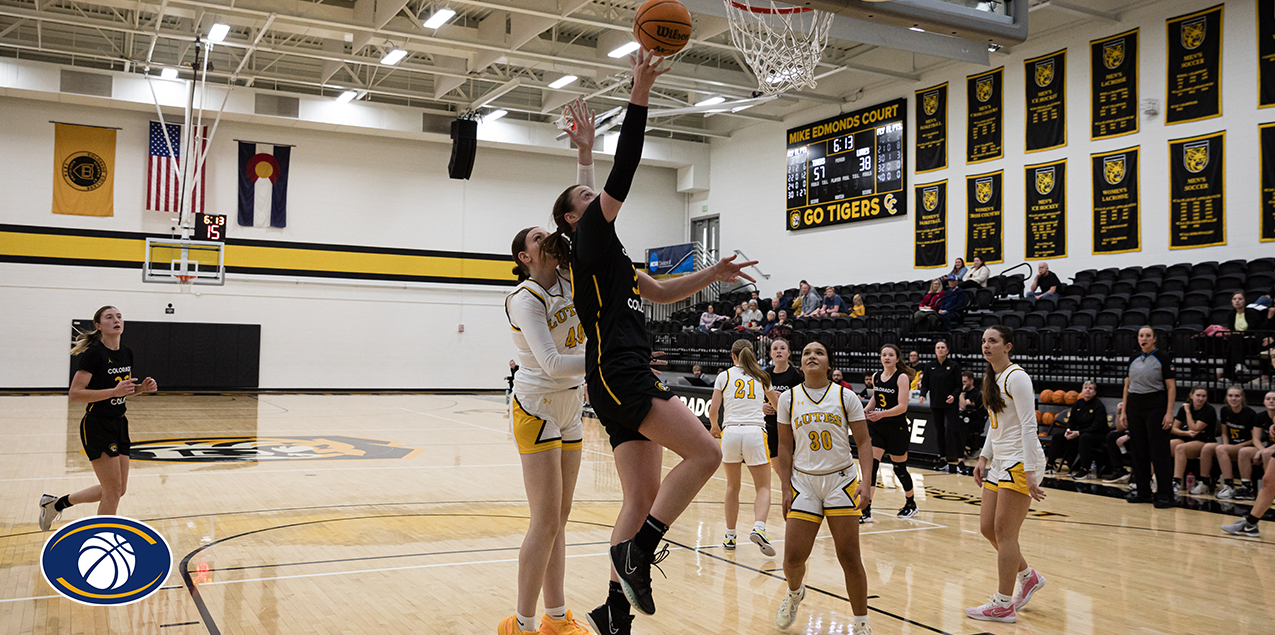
[785,98,908,231]
[196,214,226,242]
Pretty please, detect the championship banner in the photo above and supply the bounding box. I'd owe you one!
[915,83,947,173]
[1091,147,1141,254]
[1024,50,1067,153]
[966,171,1003,264]
[1261,124,1275,241]
[914,180,947,268]
[1024,160,1066,260]
[1261,0,1275,108]
[646,243,695,278]
[1091,29,1139,140]
[1165,5,1223,125]
[967,67,1003,164]
[1169,132,1225,249]
[52,123,116,217]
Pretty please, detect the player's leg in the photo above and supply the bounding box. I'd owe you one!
[1223,453,1275,536]
[537,445,584,632]
[777,514,820,628]
[91,454,126,515]
[891,446,918,518]
[637,396,723,526]
[722,460,742,546]
[745,461,774,556]
[595,439,661,626]
[510,448,564,632]
[826,516,870,622]
[1198,442,1218,489]
[863,445,884,523]
[1217,444,1242,498]
[1237,446,1260,499]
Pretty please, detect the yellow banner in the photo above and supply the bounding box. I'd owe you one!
[53,124,115,217]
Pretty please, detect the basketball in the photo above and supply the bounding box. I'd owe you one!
[1040,389,1053,404]
[1042,412,1056,426]
[633,0,693,56]
[78,532,136,590]
[1035,409,1043,424]
[1051,391,1066,405]
[1064,390,1080,405]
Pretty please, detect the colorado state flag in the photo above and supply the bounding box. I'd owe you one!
[237,141,290,227]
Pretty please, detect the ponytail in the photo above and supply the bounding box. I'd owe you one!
[732,339,771,390]
[541,185,579,265]
[71,305,116,356]
[510,227,534,282]
[981,325,1014,413]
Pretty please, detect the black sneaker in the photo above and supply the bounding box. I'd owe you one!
[610,540,668,616]
[1126,492,1153,504]
[1235,485,1257,501]
[587,603,633,635]
[1153,496,1176,509]
[898,500,918,519]
[957,464,973,476]
[935,464,952,474]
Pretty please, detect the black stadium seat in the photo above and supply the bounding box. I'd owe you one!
[1112,280,1135,296]
[1128,293,1156,311]
[1056,297,1080,312]
[1013,299,1034,313]
[1023,311,1047,329]
[1150,308,1178,329]
[1160,276,1188,294]
[1117,266,1141,281]
[975,287,995,310]
[1001,312,1024,329]
[1034,297,1056,313]
[1154,291,1185,309]
[1095,310,1121,330]
[1103,294,1129,311]
[1187,275,1216,293]
[1072,269,1097,286]
[1067,310,1097,330]
[1218,259,1248,277]
[1119,309,1150,328]
[1080,296,1103,312]
[1165,263,1191,278]
[1210,307,1233,326]
[1178,308,1208,328]
[1249,258,1275,275]
[1216,275,1245,293]
[1087,281,1112,297]
[1141,264,1167,280]
[1046,311,1071,329]
[1183,291,1211,310]
[1134,279,1160,295]
[1246,273,1275,294]
[1096,268,1120,283]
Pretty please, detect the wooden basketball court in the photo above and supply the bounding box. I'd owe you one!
[1,393,1272,634]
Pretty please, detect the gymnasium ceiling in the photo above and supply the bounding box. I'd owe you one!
[0,0,1150,140]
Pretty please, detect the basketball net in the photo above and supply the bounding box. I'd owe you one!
[723,0,833,95]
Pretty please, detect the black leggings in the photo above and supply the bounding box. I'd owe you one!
[931,405,961,463]
[1127,391,1172,499]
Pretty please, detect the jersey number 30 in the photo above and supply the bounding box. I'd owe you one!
[808,430,833,451]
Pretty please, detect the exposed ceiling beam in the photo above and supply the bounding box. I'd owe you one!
[1030,0,1119,24]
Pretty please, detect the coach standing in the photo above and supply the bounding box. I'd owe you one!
[1121,327,1176,508]
[920,340,962,472]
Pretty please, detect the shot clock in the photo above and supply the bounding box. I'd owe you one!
[195,214,226,242]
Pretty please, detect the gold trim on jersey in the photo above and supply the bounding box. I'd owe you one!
[799,382,833,405]
[512,395,562,454]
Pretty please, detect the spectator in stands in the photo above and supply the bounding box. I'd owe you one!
[949,257,968,280]
[686,365,711,387]
[908,350,924,391]
[766,310,792,338]
[1212,385,1260,500]
[1169,386,1217,495]
[831,369,853,390]
[860,374,875,401]
[505,360,519,406]
[920,340,962,472]
[912,279,945,331]
[956,371,984,473]
[1102,403,1131,482]
[813,286,848,317]
[699,304,726,331]
[773,291,787,316]
[849,294,866,318]
[742,300,764,329]
[752,290,769,314]
[960,256,990,289]
[794,280,821,317]
[1220,291,1271,381]
[1045,381,1108,479]
[721,303,745,331]
[1025,262,1062,301]
[1122,326,1176,507]
[758,310,777,334]
[937,276,969,331]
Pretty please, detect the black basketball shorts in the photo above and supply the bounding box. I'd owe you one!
[80,414,130,459]
[869,416,911,457]
[587,352,674,449]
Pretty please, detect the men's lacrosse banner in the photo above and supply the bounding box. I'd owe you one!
[1091,29,1139,139]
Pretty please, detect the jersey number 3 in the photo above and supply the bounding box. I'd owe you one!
[733,379,756,400]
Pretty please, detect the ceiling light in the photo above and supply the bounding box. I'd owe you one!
[160,68,179,80]
[423,8,455,29]
[987,43,1002,52]
[485,109,507,122]
[336,90,358,103]
[608,41,641,58]
[380,48,408,65]
[548,75,578,89]
[909,26,925,32]
[207,23,230,42]
[695,96,726,107]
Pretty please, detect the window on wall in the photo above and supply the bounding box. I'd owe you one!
[692,216,719,267]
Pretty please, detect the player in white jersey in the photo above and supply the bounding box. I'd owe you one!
[774,341,875,635]
[709,339,779,556]
[967,325,1048,625]
[498,99,595,635]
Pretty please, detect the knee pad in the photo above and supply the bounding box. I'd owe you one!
[893,462,914,491]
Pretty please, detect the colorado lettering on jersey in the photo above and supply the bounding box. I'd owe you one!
[875,385,897,395]
[793,411,843,430]
[546,305,577,329]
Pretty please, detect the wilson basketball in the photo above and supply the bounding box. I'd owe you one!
[1042,412,1056,426]
[1064,390,1080,405]
[1051,391,1066,405]
[633,0,693,56]
[1040,390,1054,404]
[1035,410,1043,424]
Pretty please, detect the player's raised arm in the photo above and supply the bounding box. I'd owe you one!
[598,48,669,223]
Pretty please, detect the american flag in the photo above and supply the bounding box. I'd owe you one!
[147,121,206,214]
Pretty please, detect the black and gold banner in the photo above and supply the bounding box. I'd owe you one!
[967,67,1003,164]
[966,171,1003,264]
[914,180,947,268]
[1261,124,1275,241]
[915,83,948,173]
[1166,5,1223,124]
[1025,50,1067,153]
[1169,132,1225,249]
[1091,147,1141,254]
[1261,0,1275,108]
[1091,29,1139,140]
[1024,159,1067,259]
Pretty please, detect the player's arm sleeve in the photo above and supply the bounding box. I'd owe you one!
[506,292,585,379]
[1007,370,1043,471]
[777,389,793,426]
[577,161,595,190]
[603,104,647,203]
[843,387,866,424]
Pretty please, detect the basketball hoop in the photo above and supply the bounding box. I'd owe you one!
[176,274,194,293]
[723,0,833,95]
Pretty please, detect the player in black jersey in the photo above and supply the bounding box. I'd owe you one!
[762,338,804,467]
[39,306,157,531]
[862,343,919,522]
[538,49,756,629]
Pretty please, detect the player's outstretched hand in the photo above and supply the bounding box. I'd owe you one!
[710,255,759,284]
[563,99,595,151]
[628,47,670,101]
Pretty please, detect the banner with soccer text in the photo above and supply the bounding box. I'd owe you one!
[1165,5,1223,125]
[1169,132,1225,249]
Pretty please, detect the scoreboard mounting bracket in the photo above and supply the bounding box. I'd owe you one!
[786,98,907,231]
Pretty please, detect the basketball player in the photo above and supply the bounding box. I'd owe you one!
[538,49,757,628]
[1213,385,1260,500]
[862,343,918,522]
[967,326,1047,624]
[774,341,873,635]
[39,306,157,531]
[1222,405,1275,537]
[708,340,778,556]
[762,338,804,470]
[498,101,598,635]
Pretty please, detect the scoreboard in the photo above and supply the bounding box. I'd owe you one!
[786,98,907,231]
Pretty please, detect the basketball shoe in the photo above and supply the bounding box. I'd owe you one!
[38,494,59,531]
[610,540,667,616]
[498,616,537,635]
[750,528,775,556]
[776,586,805,629]
[1221,518,1260,537]
[966,597,1016,623]
[722,534,736,550]
[538,610,590,635]
[586,604,632,635]
[1014,569,1046,610]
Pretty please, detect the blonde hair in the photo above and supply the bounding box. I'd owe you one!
[732,339,772,390]
[928,279,943,294]
[71,306,117,356]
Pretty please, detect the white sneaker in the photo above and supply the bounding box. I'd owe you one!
[1173,481,1181,496]
[750,529,776,557]
[38,494,59,531]
[1189,481,1210,495]
[1218,485,1237,500]
[776,587,805,629]
[852,623,873,635]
